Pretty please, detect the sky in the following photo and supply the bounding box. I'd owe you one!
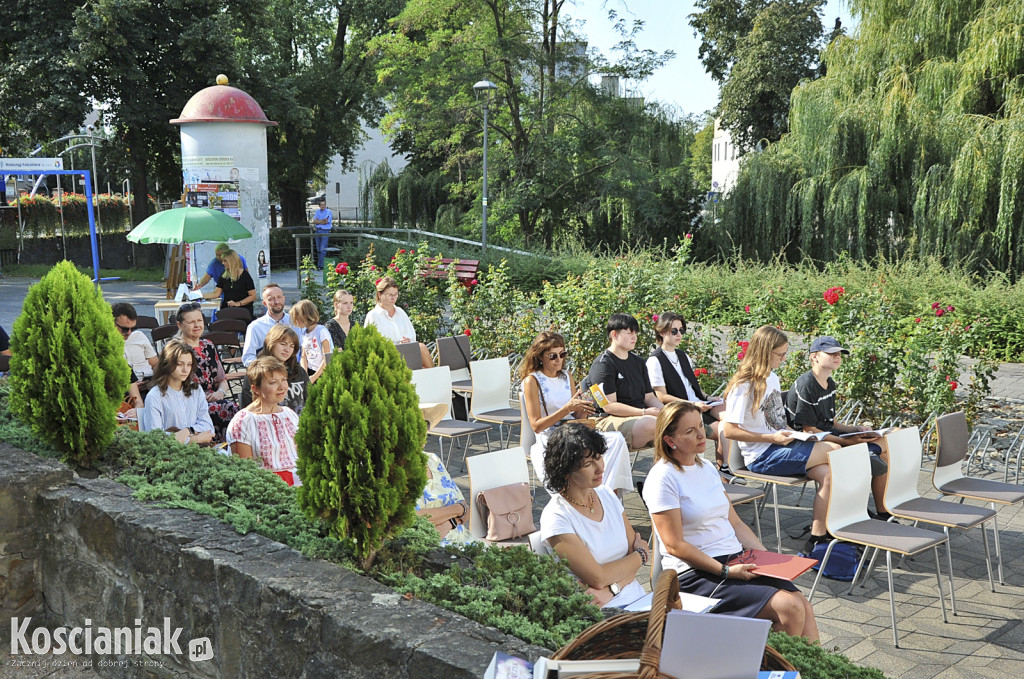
[567,0,856,118]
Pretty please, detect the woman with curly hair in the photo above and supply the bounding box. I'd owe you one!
[144,339,214,445]
[519,331,634,496]
[540,423,649,608]
[644,401,819,639]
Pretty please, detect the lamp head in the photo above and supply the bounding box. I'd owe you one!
[473,80,498,101]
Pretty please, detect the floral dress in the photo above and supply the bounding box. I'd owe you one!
[190,338,239,441]
[416,452,478,546]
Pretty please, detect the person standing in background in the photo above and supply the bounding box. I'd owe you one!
[312,198,332,270]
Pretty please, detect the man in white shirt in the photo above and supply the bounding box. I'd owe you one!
[112,303,157,378]
[242,283,292,366]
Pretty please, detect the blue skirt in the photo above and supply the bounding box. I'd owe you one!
[677,553,799,619]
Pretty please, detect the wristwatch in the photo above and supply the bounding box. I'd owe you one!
[609,582,621,596]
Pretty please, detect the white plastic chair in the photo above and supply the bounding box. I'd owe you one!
[529,531,552,556]
[808,444,952,648]
[466,446,535,545]
[881,427,996,612]
[470,357,521,447]
[410,366,491,469]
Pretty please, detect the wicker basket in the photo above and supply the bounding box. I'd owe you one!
[550,571,797,679]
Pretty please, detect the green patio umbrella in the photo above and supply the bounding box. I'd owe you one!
[126,207,253,244]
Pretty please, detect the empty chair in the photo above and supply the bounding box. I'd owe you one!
[882,427,996,610]
[410,366,492,469]
[808,444,951,648]
[470,357,520,447]
[466,446,536,545]
[216,307,252,323]
[518,390,544,495]
[204,331,244,367]
[728,437,813,551]
[209,318,247,335]
[134,315,159,330]
[437,334,473,394]
[397,342,424,371]
[934,411,1024,584]
[151,324,178,351]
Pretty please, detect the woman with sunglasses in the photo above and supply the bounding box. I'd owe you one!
[175,302,239,440]
[519,331,634,496]
[647,312,728,473]
[645,402,819,639]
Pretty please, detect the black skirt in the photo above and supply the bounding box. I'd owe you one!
[677,553,799,619]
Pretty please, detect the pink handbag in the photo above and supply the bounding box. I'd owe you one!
[476,482,536,541]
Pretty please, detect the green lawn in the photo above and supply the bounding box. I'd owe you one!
[1,264,164,281]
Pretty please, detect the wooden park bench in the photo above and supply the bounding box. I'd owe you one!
[419,258,479,287]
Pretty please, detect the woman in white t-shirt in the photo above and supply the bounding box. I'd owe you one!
[646,312,726,471]
[227,355,301,486]
[644,402,819,640]
[720,325,838,554]
[363,276,433,369]
[290,300,332,384]
[540,423,649,608]
[520,331,635,496]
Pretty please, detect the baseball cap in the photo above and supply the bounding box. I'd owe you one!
[809,336,850,354]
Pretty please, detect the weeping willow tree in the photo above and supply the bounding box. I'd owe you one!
[359,161,450,230]
[721,0,1024,275]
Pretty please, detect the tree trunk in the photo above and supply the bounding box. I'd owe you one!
[280,184,308,227]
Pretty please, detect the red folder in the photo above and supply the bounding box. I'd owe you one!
[727,550,818,581]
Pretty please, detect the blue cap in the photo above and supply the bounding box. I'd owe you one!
[809,336,849,354]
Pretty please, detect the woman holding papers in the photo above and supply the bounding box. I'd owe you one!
[644,402,820,640]
[646,312,727,473]
[521,331,634,496]
[540,423,649,608]
[720,325,839,555]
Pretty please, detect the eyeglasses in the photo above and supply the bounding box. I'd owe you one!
[669,328,685,336]
[772,350,788,360]
[546,351,568,361]
[178,302,202,313]
[115,323,134,335]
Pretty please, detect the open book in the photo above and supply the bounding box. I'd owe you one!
[838,427,895,438]
[785,430,829,442]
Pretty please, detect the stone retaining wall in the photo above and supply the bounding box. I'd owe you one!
[0,444,547,677]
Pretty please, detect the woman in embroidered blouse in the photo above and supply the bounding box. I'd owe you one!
[646,312,727,471]
[520,331,634,496]
[144,339,214,444]
[540,423,649,608]
[324,289,359,352]
[175,302,238,440]
[227,356,301,486]
[415,452,477,546]
[364,276,433,369]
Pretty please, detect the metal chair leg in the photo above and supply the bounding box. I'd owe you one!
[982,521,995,592]
[848,546,874,594]
[991,505,1004,584]
[943,527,957,615]
[771,485,782,552]
[934,545,949,624]
[886,551,899,648]
[808,539,839,602]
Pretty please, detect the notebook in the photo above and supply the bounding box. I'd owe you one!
[727,550,818,581]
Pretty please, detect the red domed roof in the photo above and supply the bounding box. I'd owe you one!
[170,83,277,126]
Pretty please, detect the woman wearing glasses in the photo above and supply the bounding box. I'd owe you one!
[645,402,819,639]
[520,332,634,496]
[175,302,239,440]
[647,312,727,473]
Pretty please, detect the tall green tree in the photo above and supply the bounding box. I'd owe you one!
[720,0,1024,274]
[234,0,406,227]
[71,0,249,221]
[717,0,824,150]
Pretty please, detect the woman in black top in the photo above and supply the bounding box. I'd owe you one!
[208,250,256,316]
[646,312,728,472]
[324,288,359,351]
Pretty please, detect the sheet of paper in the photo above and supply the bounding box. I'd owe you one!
[838,427,894,438]
[622,591,721,613]
[660,611,771,679]
[786,430,828,442]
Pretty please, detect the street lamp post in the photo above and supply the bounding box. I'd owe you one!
[473,80,497,251]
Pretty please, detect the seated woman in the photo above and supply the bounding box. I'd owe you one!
[205,249,256,317]
[324,289,359,352]
[144,339,215,445]
[720,325,839,555]
[646,312,727,471]
[644,402,819,640]
[240,325,311,415]
[540,423,649,608]
[520,331,634,496]
[227,356,301,486]
[175,302,239,440]
[364,276,433,369]
[415,452,477,546]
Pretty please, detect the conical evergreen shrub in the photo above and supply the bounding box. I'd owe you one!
[9,260,130,466]
[296,324,428,569]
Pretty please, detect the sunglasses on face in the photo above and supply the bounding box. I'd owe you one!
[669,328,685,336]
[546,351,568,361]
[178,302,202,313]
[115,323,134,335]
